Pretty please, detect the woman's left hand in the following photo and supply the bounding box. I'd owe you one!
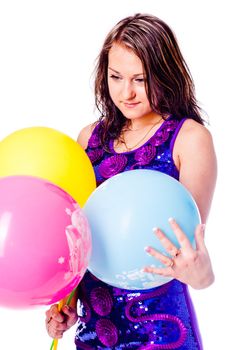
[143,218,214,289]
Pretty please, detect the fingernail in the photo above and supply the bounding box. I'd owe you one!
[62,306,69,313]
[144,246,150,253]
[201,224,206,236]
[47,317,52,324]
[142,267,150,273]
[168,217,175,223]
[153,227,162,238]
[152,227,158,232]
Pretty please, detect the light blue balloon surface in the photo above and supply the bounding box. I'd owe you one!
[83,169,200,289]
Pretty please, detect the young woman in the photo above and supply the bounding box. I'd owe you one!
[45,13,217,349]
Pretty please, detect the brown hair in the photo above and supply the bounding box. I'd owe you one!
[94,13,204,146]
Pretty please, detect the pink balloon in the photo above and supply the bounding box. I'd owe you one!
[0,176,92,309]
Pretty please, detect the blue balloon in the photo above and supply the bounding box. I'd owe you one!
[83,170,200,289]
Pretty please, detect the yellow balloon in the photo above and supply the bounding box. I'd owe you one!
[0,127,96,207]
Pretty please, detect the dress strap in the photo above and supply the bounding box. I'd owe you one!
[169,118,187,153]
[87,122,102,149]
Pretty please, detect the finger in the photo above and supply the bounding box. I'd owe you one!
[195,224,207,251]
[145,246,173,267]
[52,331,64,339]
[168,218,193,251]
[62,305,78,327]
[143,265,174,277]
[45,309,52,321]
[46,316,52,325]
[45,308,55,325]
[62,305,75,316]
[153,227,179,257]
[47,326,64,339]
[50,304,65,323]
[49,320,68,332]
[46,318,68,341]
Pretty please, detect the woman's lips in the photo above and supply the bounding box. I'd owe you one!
[123,102,140,108]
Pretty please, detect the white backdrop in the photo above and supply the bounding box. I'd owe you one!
[0,1,232,349]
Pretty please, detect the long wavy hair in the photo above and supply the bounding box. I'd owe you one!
[94,13,204,147]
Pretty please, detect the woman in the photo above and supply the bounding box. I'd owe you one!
[45,13,217,349]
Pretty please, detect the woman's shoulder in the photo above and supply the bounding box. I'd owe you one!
[173,118,215,164]
[178,118,213,145]
[77,122,98,150]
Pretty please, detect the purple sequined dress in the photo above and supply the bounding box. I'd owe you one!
[75,116,203,349]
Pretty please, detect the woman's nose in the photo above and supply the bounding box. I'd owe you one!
[121,81,136,100]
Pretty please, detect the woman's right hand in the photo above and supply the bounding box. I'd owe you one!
[45,304,78,339]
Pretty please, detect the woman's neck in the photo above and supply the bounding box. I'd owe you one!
[126,112,165,131]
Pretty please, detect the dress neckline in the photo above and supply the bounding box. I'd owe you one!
[109,115,172,155]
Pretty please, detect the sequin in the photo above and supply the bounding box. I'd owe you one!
[88,125,102,148]
[90,287,113,316]
[150,129,170,147]
[87,148,104,163]
[125,287,187,348]
[96,319,119,347]
[99,154,128,178]
[76,116,203,349]
[166,119,180,131]
[132,145,157,168]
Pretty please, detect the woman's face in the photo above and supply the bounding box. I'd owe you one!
[107,43,153,121]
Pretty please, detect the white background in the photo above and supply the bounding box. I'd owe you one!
[0,1,232,349]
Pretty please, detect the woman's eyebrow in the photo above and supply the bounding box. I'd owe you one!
[108,67,143,77]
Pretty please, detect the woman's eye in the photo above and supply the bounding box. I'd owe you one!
[110,75,121,80]
[135,78,145,83]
